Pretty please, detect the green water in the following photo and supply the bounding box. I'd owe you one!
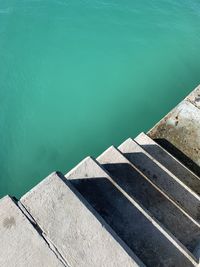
[0,0,200,198]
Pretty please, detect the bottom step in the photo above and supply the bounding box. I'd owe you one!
[0,196,64,267]
[20,172,143,267]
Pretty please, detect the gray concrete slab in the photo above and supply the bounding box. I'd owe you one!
[148,100,200,168]
[0,196,65,267]
[186,84,200,109]
[135,132,200,195]
[119,136,200,223]
[20,172,142,267]
[98,145,200,259]
[67,157,197,266]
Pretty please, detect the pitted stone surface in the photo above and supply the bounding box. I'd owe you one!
[0,196,65,267]
[20,172,141,267]
[135,132,200,195]
[186,84,200,109]
[148,100,200,167]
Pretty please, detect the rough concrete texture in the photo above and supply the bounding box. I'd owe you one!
[66,156,110,181]
[148,100,200,168]
[135,132,200,195]
[97,147,197,266]
[66,157,145,267]
[20,172,141,267]
[186,84,200,109]
[0,196,65,267]
[118,136,200,223]
[118,137,200,253]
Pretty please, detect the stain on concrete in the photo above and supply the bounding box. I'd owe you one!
[195,96,200,102]
[3,216,16,229]
[148,101,200,167]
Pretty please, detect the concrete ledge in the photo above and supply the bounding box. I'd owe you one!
[148,100,200,168]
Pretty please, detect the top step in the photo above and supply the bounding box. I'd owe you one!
[0,196,65,267]
[135,132,200,195]
[148,95,200,173]
[20,172,142,267]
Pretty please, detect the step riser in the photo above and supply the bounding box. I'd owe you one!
[135,132,200,195]
[72,179,196,266]
[119,138,200,222]
[98,147,200,258]
[81,156,195,266]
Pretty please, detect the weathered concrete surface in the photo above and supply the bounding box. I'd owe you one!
[0,196,65,267]
[186,84,200,109]
[20,172,141,267]
[97,147,197,266]
[135,132,200,195]
[66,157,146,266]
[98,144,200,257]
[148,100,200,168]
[118,137,200,223]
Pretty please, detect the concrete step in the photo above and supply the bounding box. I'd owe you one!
[135,132,200,195]
[97,146,200,260]
[0,196,65,267]
[66,158,196,266]
[148,100,200,171]
[118,136,200,223]
[20,172,142,267]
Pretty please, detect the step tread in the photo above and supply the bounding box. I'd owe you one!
[119,136,200,222]
[20,172,141,267]
[100,146,200,258]
[0,196,65,267]
[135,132,200,195]
[118,137,200,253]
[96,147,197,266]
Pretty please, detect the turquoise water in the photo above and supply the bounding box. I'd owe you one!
[0,0,200,198]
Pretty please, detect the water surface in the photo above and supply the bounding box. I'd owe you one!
[0,0,200,198]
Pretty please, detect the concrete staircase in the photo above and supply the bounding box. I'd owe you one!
[1,85,200,267]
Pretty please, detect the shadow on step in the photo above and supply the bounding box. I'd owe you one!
[155,138,200,178]
[68,176,197,266]
[124,149,200,196]
[102,161,200,253]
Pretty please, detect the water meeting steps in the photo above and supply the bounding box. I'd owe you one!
[1,85,200,267]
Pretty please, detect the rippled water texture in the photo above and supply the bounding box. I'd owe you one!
[0,0,200,198]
